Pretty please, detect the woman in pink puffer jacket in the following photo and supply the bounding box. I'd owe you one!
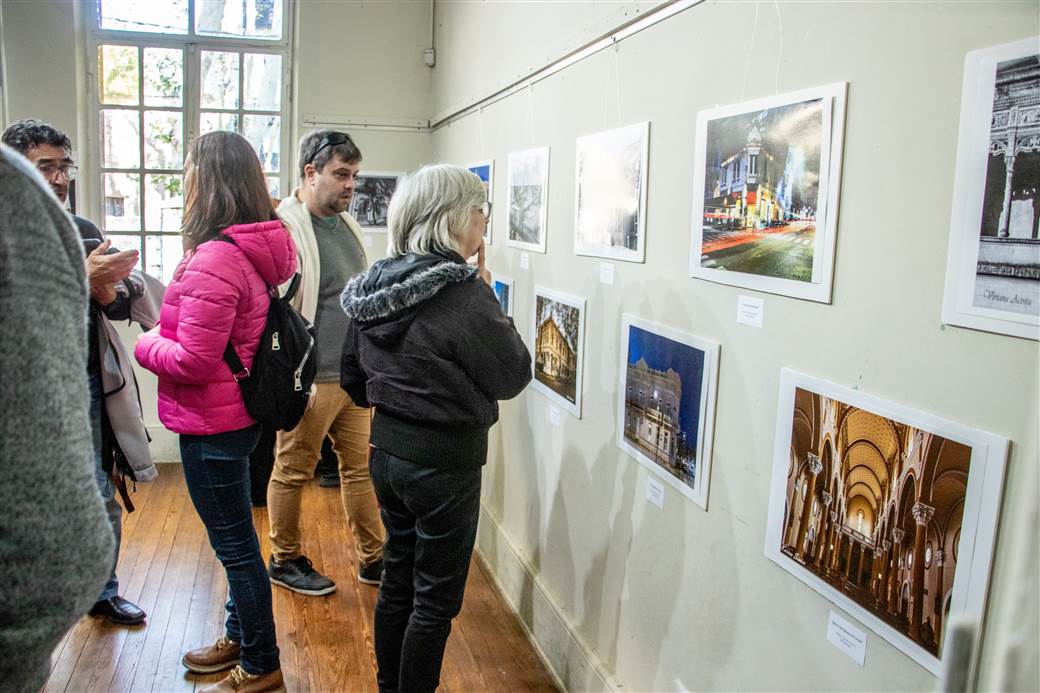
[135,132,294,693]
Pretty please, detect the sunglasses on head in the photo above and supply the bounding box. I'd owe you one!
[309,132,353,164]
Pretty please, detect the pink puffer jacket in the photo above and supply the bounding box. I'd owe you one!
[135,220,297,435]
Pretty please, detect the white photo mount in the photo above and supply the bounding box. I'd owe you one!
[349,171,403,233]
[765,368,1008,676]
[506,147,550,254]
[530,286,586,418]
[616,315,720,510]
[467,159,495,246]
[492,274,515,318]
[574,121,650,263]
[941,38,1040,340]
[690,82,848,303]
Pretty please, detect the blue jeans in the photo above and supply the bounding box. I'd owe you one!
[369,447,482,693]
[180,425,280,675]
[89,371,121,601]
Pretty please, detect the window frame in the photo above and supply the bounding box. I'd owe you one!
[84,0,293,283]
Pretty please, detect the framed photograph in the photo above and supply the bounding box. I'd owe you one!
[531,286,585,417]
[942,38,1039,340]
[493,275,514,318]
[765,368,1008,675]
[348,172,402,231]
[574,122,650,262]
[690,83,847,303]
[468,159,495,245]
[616,316,719,510]
[507,147,550,253]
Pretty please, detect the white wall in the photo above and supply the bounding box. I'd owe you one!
[429,1,1039,691]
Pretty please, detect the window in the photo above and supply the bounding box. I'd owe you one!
[88,0,291,285]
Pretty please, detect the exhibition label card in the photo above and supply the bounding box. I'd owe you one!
[827,610,867,666]
[520,252,530,270]
[600,262,615,285]
[646,477,665,508]
[736,295,764,328]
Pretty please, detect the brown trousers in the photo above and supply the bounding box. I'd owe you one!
[267,382,385,565]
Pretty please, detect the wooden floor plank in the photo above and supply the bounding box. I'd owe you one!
[42,463,558,693]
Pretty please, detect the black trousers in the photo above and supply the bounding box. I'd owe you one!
[368,447,481,693]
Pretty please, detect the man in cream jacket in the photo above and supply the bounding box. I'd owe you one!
[268,130,385,595]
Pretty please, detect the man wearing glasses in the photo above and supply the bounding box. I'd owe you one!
[267,130,385,595]
[2,119,148,627]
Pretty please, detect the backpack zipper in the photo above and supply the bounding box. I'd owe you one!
[294,336,314,391]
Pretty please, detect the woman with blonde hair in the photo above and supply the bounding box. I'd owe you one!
[340,163,532,693]
[135,131,294,693]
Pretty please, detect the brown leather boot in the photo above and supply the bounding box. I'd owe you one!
[182,635,241,674]
[199,665,285,693]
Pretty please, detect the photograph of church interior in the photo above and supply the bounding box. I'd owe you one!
[0,1,1036,692]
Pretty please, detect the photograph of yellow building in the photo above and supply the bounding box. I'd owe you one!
[531,288,585,416]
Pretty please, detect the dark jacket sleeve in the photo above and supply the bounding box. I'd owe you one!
[453,281,532,402]
[340,319,370,407]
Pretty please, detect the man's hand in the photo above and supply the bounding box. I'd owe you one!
[87,239,139,305]
[476,241,492,287]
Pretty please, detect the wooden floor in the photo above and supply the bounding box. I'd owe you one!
[43,464,557,692]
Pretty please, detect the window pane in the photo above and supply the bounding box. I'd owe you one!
[144,48,183,107]
[195,0,283,40]
[201,51,240,109]
[145,174,183,232]
[102,173,142,231]
[98,45,139,106]
[146,235,186,285]
[99,0,188,33]
[200,111,239,135]
[266,176,281,199]
[100,109,140,168]
[144,111,183,169]
[243,53,281,110]
[243,114,280,173]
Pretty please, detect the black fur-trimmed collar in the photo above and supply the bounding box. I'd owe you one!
[341,255,478,323]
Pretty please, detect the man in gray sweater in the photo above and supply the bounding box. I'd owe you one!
[0,145,115,691]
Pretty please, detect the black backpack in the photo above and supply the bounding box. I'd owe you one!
[222,271,317,432]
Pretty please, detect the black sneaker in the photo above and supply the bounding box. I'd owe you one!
[268,555,336,596]
[358,558,383,586]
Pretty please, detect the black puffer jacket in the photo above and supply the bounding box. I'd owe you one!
[340,250,531,467]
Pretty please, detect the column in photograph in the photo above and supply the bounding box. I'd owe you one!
[888,527,906,617]
[795,453,823,561]
[825,508,840,576]
[816,492,833,569]
[878,538,893,610]
[933,549,946,640]
[910,502,935,639]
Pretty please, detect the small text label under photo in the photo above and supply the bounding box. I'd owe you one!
[520,252,530,270]
[827,610,867,666]
[736,295,764,328]
[600,262,615,285]
[646,477,665,508]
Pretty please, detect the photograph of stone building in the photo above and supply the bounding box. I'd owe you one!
[778,387,971,658]
[975,53,1040,317]
[531,288,584,415]
[348,173,399,229]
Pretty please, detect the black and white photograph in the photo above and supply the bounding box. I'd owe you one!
[690,83,846,303]
[507,147,550,253]
[348,172,401,231]
[616,316,719,510]
[574,122,649,263]
[766,369,1008,675]
[530,287,585,417]
[468,160,494,245]
[943,37,1040,340]
[493,275,514,318]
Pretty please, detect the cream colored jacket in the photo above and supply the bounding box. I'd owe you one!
[276,190,367,322]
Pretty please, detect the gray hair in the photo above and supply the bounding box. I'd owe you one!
[297,129,362,179]
[387,164,485,257]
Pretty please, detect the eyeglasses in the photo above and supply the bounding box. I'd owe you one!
[309,132,352,164]
[474,200,492,219]
[36,162,78,182]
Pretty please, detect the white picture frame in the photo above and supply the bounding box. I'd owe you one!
[941,38,1039,340]
[765,368,1008,676]
[690,82,847,303]
[468,159,495,246]
[493,275,514,318]
[530,286,585,418]
[616,315,719,510]
[574,122,650,263]
[507,147,550,253]
[348,171,403,232]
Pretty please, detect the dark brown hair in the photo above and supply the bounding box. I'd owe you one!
[181,131,275,250]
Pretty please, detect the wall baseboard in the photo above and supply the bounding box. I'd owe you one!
[475,504,621,693]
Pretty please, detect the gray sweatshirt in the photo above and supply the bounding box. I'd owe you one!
[0,145,115,692]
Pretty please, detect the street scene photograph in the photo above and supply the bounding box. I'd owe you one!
[697,97,824,282]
